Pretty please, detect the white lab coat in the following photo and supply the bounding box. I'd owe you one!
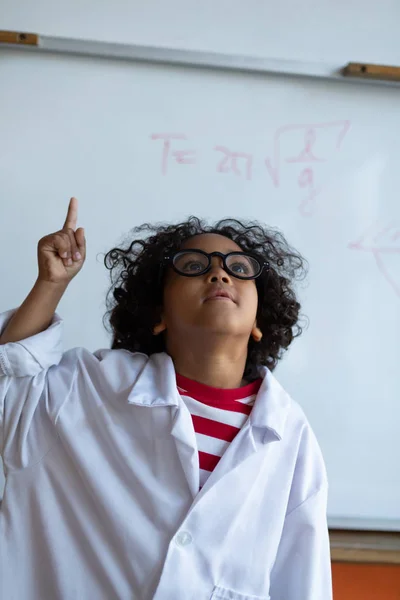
[0,309,332,600]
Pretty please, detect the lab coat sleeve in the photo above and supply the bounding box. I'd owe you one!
[0,308,64,464]
[269,485,332,600]
[0,309,63,377]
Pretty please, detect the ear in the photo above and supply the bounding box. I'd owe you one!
[153,321,167,335]
[251,324,263,342]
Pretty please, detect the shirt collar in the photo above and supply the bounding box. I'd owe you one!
[127,353,291,439]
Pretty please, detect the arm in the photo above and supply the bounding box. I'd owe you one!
[1,197,85,465]
[0,279,67,345]
[269,486,332,600]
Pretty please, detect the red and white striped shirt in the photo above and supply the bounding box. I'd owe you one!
[176,373,262,489]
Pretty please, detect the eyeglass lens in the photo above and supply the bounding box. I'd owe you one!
[173,251,260,278]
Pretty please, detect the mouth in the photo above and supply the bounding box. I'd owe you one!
[204,289,236,303]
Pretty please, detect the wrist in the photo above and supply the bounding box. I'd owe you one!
[34,277,69,294]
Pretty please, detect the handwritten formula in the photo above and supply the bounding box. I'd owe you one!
[349,222,400,299]
[151,120,351,217]
[150,123,400,301]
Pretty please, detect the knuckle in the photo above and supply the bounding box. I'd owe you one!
[53,233,71,250]
[39,234,54,248]
[57,233,68,245]
[61,232,72,243]
[68,231,77,244]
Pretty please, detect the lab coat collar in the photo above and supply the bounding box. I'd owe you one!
[249,366,291,441]
[127,352,291,440]
[127,352,180,407]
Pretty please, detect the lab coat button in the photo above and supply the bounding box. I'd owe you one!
[175,530,193,547]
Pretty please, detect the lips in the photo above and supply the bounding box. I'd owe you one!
[204,288,235,303]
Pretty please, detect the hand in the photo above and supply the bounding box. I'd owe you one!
[37,197,86,285]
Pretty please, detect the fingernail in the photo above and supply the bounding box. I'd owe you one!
[61,252,68,258]
[66,258,73,266]
[74,252,82,260]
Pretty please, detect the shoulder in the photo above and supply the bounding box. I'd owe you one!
[259,367,319,442]
[265,369,323,448]
[263,369,328,506]
[47,346,149,396]
[48,345,148,370]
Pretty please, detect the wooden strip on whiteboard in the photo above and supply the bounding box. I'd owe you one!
[343,62,400,82]
[0,31,38,46]
[330,529,400,564]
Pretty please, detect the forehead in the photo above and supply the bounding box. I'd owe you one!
[181,233,243,253]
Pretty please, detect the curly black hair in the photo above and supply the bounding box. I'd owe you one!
[103,217,307,378]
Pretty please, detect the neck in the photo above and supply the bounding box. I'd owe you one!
[167,334,248,389]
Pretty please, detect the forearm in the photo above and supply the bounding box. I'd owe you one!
[0,279,68,344]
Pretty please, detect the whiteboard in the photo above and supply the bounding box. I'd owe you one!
[1,0,400,67]
[0,47,399,530]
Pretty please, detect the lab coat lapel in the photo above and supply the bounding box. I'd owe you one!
[127,352,200,499]
[193,420,262,505]
[170,402,200,498]
[192,368,290,503]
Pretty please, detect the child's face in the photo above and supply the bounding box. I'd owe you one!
[161,233,259,341]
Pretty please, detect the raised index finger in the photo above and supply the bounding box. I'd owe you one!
[63,197,78,231]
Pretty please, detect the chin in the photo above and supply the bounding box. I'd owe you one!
[196,318,246,336]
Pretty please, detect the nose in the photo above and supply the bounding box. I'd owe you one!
[206,256,231,284]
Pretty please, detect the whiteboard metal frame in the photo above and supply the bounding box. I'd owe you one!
[328,517,400,533]
[1,31,400,88]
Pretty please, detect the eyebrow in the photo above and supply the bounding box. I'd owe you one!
[181,248,244,254]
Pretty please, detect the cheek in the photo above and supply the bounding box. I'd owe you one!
[241,284,259,318]
[162,278,199,316]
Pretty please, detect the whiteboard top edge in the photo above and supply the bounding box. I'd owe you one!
[1,31,400,88]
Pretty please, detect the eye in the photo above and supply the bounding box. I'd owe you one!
[181,260,205,273]
[173,251,209,274]
[226,254,260,277]
[230,261,250,275]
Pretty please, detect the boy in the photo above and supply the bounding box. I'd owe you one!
[0,198,332,599]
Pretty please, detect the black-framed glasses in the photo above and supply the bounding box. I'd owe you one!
[165,249,269,280]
